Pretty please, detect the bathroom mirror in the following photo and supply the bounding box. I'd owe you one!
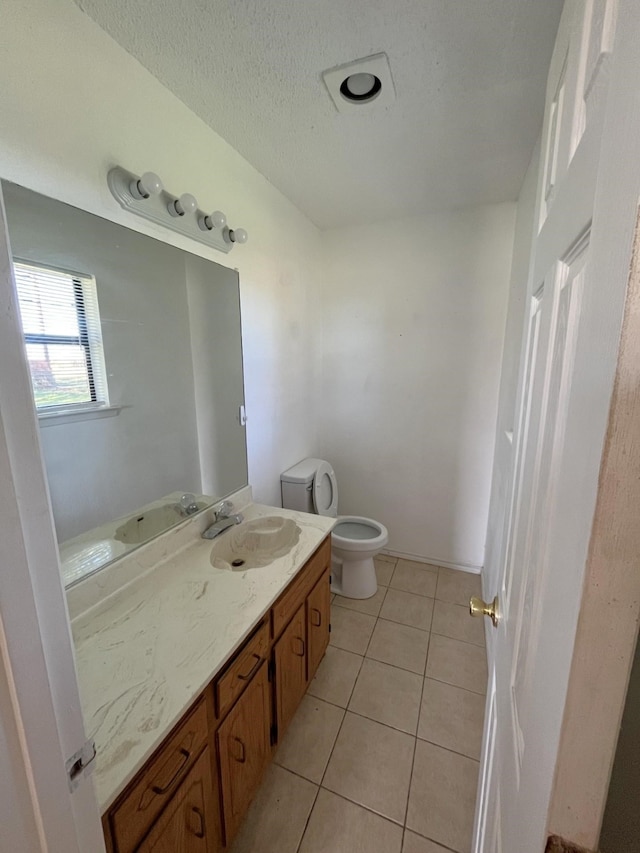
[2,180,248,586]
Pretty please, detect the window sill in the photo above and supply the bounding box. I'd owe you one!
[37,405,125,427]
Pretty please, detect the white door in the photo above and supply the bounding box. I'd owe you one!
[475,1,628,851]
[0,184,105,850]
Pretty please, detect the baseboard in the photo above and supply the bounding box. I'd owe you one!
[381,548,482,575]
[545,835,598,853]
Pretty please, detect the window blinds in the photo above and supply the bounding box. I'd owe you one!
[13,260,109,411]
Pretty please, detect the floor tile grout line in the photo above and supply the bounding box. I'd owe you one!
[413,733,482,764]
[403,617,434,830]
[315,645,366,792]
[275,694,480,779]
[343,704,419,739]
[294,639,369,853]
[293,777,321,853]
[422,671,487,697]
[309,657,422,736]
[375,614,431,635]
[430,628,486,649]
[316,783,410,830]
[406,826,462,853]
[423,673,488,698]
[390,586,437,601]
[258,765,463,853]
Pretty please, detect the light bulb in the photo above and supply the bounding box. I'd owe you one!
[170,192,198,216]
[229,227,248,244]
[130,171,163,199]
[199,210,227,231]
[209,210,227,229]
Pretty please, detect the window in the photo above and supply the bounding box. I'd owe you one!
[14,260,109,413]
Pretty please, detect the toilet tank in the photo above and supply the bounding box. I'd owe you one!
[281,458,323,514]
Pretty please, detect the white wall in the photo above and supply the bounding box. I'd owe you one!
[320,204,516,569]
[0,0,324,509]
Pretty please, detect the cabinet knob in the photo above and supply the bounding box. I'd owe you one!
[293,637,305,657]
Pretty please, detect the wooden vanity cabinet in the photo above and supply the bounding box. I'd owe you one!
[271,537,331,740]
[101,535,331,853]
[104,697,213,853]
[216,661,271,845]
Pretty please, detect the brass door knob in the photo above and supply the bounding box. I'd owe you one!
[469,595,499,628]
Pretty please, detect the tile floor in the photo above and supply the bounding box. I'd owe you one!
[230,556,486,853]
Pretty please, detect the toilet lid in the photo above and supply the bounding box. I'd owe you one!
[313,461,338,517]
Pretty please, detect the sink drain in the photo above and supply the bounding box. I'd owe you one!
[231,558,245,568]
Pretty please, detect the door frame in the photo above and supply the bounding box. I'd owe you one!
[0,184,105,851]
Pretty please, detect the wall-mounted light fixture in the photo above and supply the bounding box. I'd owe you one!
[107,167,248,254]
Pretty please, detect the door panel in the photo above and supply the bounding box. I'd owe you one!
[476,2,619,851]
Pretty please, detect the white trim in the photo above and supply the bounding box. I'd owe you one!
[38,404,123,427]
[381,548,482,574]
[0,184,105,850]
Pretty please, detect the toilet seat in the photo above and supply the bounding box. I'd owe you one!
[331,516,388,551]
[312,460,338,518]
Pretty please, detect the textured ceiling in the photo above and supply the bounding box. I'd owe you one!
[76,0,563,229]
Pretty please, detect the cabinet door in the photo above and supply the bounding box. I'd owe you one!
[217,661,271,846]
[307,568,331,681]
[138,748,220,853]
[274,604,307,737]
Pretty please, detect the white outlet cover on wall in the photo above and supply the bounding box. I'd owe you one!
[322,53,396,114]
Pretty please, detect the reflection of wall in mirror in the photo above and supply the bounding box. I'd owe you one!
[3,181,247,543]
[186,254,247,497]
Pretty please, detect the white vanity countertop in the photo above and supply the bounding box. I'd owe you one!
[70,501,334,813]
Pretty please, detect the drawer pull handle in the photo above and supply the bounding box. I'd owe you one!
[293,637,305,657]
[237,653,262,681]
[190,806,206,839]
[151,747,190,795]
[233,736,246,763]
[311,608,322,627]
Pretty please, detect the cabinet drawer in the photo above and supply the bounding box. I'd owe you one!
[215,619,270,719]
[271,536,331,639]
[109,697,209,853]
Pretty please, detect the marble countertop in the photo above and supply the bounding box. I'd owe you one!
[70,499,334,812]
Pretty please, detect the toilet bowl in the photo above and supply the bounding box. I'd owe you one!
[280,458,388,599]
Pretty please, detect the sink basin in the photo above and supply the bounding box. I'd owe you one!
[114,504,193,545]
[210,516,301,571]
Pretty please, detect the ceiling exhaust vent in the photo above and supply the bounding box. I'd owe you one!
[322,53,395,114]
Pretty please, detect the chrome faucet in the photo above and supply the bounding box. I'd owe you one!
[201,501,244,539]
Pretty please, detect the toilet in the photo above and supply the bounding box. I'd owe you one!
[280,458,388,599]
